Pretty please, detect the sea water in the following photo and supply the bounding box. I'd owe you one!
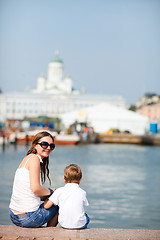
[0,143,160,229]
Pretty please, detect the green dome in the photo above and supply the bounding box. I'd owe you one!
[51,50,63,63]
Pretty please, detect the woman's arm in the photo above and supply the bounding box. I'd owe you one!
[29,155,51,196]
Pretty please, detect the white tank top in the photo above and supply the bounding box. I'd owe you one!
[9,155,42,212]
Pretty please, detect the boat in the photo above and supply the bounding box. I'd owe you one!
[8,131,80,145]
[9,131,34,144]
[99,133,142,144]
[99,133,160,145]
[54,134,80,145]
[0,136,8,145]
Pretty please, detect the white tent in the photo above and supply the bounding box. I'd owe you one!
[60,103,149,135]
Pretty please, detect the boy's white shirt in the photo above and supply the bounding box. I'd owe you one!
[49,183,89,229]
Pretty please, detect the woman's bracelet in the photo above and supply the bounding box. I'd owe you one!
[48,188,54,196]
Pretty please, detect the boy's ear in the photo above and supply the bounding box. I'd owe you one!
[63,177,67,183]
[78,178,82,184]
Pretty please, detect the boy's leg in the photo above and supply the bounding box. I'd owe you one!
[47,214,58,227]
[39,203,59,227]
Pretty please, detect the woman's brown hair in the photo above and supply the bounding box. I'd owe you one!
[26,131,54,185]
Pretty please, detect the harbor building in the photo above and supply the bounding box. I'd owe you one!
[0,51,126,123]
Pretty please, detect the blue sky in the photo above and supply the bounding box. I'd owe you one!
[0,0,160,105]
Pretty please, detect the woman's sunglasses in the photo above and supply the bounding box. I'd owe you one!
[37,141,55,150]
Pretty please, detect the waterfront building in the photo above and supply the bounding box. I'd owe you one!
[136,93,160,122]
[136,102,160,122]
[136,93,160,108]
[0,51,126,123]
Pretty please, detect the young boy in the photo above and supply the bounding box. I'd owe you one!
[44,164,90,229]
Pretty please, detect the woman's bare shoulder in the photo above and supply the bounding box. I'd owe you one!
[28,154,40,163]
[21,154,40,169]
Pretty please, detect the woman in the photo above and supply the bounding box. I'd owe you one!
[9,131,58,228]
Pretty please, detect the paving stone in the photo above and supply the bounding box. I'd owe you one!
[0,225,160,240]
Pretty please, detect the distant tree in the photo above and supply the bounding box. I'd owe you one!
[145,92,157,98]
[128,105,136,111]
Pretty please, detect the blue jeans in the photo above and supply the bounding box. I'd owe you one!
[81,213,90,229]
[9,203,59,228]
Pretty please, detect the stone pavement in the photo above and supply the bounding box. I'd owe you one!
[0,225,160,240]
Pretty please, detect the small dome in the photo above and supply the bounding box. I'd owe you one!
[39,73,45,78]
[65,74,71,79]
[50,50,63,63]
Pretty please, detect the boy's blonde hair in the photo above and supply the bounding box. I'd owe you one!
[64,164,82,183]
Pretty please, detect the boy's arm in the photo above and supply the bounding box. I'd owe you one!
[44,187,60,209]
[44,199,55,209]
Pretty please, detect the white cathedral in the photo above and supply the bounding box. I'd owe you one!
[30,51,79,95]
[0,51,126,122]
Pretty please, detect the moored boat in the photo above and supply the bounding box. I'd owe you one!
[8,131,80,145]
[99,133,160,145]
[54,134,80,145]
[99,133,142,144]
[0,136,8,145]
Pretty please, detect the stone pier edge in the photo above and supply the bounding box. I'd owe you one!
[0,225,160,240]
